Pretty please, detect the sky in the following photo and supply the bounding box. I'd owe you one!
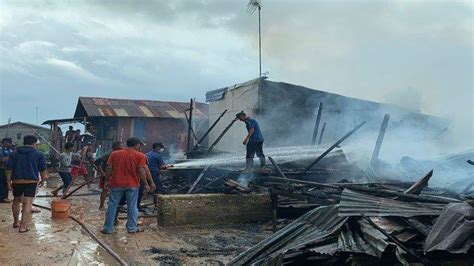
[0,0,472,143]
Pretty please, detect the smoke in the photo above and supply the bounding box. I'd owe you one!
[236,172,254,187]
[166,144,185,164]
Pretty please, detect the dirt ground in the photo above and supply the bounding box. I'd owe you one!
[0,176,272,265]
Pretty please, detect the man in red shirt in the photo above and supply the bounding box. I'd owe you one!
[101,137,152,234]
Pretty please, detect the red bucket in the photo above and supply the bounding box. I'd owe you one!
[51,199,71,219]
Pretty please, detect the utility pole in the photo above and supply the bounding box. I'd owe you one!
[247,0,262,77]
[258,4,262,77]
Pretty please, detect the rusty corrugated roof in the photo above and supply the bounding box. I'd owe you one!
[73,97,208,119]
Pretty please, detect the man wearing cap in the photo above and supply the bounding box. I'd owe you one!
[235,111,266,171]
[101,137,151,234]
[0,138,14,203]
[145,142,170,206]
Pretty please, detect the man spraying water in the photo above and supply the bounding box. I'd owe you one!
[235,111,266,171]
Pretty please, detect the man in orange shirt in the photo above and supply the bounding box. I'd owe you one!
[101,137,152,234]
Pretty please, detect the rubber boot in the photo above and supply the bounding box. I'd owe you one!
[259,157,266,168]
[246,158,254,171]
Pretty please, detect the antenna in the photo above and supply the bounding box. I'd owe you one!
[247,0,260,14]
[247,0,262,77]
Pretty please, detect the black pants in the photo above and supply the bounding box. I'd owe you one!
[0,169,8,200]
[246,142,265,159]
[58,172,73,193]
[138,171,163,208]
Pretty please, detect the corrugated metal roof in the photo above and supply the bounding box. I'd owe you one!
[73,97,208,119]
[424,202,474,254]
[231,204,415,265]
[339,189,446,217]
[230,205,348,265]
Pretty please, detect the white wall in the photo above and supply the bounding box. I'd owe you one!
[208,83,259,153]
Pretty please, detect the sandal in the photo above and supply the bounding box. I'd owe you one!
[19,228,30,233]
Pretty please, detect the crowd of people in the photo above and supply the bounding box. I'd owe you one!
[0,111,264,234]
[0,132,170,234]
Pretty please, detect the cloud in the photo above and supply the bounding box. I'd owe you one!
[45,58,102,82]
[0,0,472,149]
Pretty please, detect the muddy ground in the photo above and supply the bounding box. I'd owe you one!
[0,175,272,265]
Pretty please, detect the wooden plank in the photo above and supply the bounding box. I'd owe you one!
[302,121,366,174]
[268,157,287,179]
[187,166,210,194]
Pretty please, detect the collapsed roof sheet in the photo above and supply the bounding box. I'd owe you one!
[424,202,474,254]
[230,204,416,265]
[339,189,446,217]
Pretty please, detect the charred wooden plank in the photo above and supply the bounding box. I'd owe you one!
[370,114,390,166]
[403,169,433,195]
[311,102,323,145]
[302,121,366,174]
[187,166,210,194]
[224,179,251,193]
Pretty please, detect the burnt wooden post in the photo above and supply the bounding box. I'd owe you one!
[303,121,366,174]
[268,157,287,179]
[197,109,227,146]
[311,102,323,145]
[186,98,194,158]
[370,114,390,166]
[317,122,326,145]
[184,111,198,142]
[206,119,237,154]
[270,188,278,233]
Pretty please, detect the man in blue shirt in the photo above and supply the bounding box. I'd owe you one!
[6,135,48,233]
[235,111,266,171]
[146,142,169,206]
[0,138,14,203]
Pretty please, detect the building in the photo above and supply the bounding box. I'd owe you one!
[205,77,448,154]
[0,121,51,144]
[44,97,208,153]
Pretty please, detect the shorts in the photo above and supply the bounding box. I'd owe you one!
[12,183,37,198]
[71,165,88,178]
[246,141,265,159]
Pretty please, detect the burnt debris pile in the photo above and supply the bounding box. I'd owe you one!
[160,108,474,265]
[229,200,474,265]
[163,145,473,265]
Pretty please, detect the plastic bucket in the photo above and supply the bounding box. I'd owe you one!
[51,199,71,219]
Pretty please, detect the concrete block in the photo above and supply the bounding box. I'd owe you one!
[156,193,272,227]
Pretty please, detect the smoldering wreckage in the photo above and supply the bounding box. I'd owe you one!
[4,79,473,265]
